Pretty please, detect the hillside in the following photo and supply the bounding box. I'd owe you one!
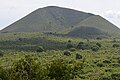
[1,6,120,38]
[1,6,93,33]
[67,15,120,38]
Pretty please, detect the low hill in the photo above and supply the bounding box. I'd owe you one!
[67,15,120,38]
[1,6,120,38]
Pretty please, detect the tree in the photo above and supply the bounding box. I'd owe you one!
[112,44,120,48]
[76,53,82,59]
[64,51,71,56]
[67,44,73,49]
[91,46,99,52]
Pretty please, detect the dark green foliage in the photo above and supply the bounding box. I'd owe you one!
[99,77,110,80]
[103,60,111,64]
[96,37,102,40]
[76,53,82,59]
[111,73,120,80]
[96,43,101,47]
[91,46,99,51]
[48,59,74,80]
[111,63,120,67]
[77,42,99,51]
[11,56,49,80]
[97,63,104,67]
[0,51,3,57]
[36,46,44,52]
[68,40,71,43]
[118,59,120,64]
[112,44,120,48]
[0,56,84,80]
[0,67,9,80]
[69,48,76,52]
[67,44,73,49]
[76,42,85,50]
[64,51,71,56]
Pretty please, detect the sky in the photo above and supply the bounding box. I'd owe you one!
[0,0,120,30]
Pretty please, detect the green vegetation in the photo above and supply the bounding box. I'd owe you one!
[0,6,120,80]
[0,32,120,80]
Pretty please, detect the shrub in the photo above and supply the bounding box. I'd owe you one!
[68,40,71,43]
[99,77,110,80]
[76,53,82,59]
[48,59,83,80]
[97,63,104,67]
[67,44,73,49]
[69,48,76,52]
[118,59,120,64]
[111,63,120,67]
[36,46,44,52]
[0,53,3,57]
[0,67,9,80]
[105,69,112,72]
[0,56,85,80]
[103,60,111,64]
[64,51,71,56]
[11,55,49,80]
[96,43,101,47]
[96,37,102,40]
[0,50,4,57]
[113,44,119,48]
[76,42,88,50]
[91,46,99,52]
[111,73,120,80]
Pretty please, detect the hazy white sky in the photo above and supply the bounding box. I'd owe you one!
[0,0,120,29]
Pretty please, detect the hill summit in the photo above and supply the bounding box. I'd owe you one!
[1,6,120,38]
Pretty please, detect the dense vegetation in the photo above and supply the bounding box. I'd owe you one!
[0,32,120,80]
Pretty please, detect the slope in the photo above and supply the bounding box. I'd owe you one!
[1,6,93,33]
[67,15,120,38]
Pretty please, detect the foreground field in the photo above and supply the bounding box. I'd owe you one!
[0,32,120,80]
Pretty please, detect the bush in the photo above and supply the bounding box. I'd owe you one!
[0,67,9,80]
[118,59,120,64]
[111,73,120,80]
[69,48,76,52]
[48,59,83,80]
[11,55,49,80]
[67,44,73,49]
[97,63,104,67]
[96,37,102,40]
[0,56,85,80]
[64,51,71,56]
[103,60,111,64]
[36,46,44,52]
[0,50,4,57]
[111,63,120,67]
[77,42,90,50]
[68,40,71,43]
[0,53,3,57]
[99,77,110,80]
[91,46,99,52]
[96,43,101,47]
[113,44,120,48]
[76,53,82,59]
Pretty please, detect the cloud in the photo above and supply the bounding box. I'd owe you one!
[103,10,120,19]
[101,10,120,28]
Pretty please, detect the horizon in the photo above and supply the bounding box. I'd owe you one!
[0,0,120,30]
